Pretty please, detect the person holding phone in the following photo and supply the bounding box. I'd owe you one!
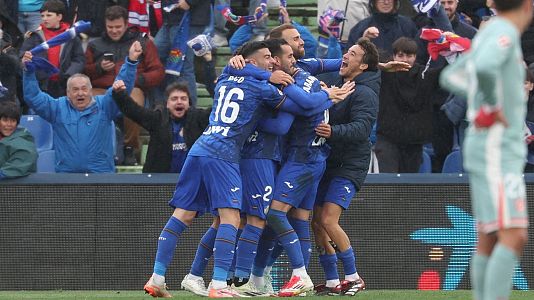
[85,5,165,166]
[20,0,85,98]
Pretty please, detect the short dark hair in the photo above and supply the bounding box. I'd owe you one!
[105,5,128,22]
[0,101,21,125]
[165,82,191,104]
[264,39,289,58]
[392,37,418,55]
[357,37,379,72]
[40,0,66,16]
[239,41,269,59]
[494,0,527,11]
[268,24,296,40]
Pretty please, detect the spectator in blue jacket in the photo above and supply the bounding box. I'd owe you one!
[21,41,142,173]
[347,0,418,60]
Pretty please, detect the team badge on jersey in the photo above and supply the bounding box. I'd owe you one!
[498,35,511,49]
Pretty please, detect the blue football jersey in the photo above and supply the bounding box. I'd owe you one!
[285,69,331,163]
[241,106,283,162]
[189,74,285,163]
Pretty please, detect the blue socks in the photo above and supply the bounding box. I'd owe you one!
[153,216,188,276]
[289,218,311,268]
[190,226,217,277]
[213,224,238,282]
[337,247,357,276]
[235,224,263,279]
[319,253,339,280]
[252,225,277,277]
[266,209,304,269]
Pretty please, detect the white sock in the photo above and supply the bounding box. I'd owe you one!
[292,266,308,277]
[187,273,203,281]
[152,273,165,286]
[345,272,360,282]
[326,279,340,288]
[264,266,273,276]
[250,274,264,288]
[211,279,227,289]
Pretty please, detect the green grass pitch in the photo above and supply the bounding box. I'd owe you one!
[0,290,533,299]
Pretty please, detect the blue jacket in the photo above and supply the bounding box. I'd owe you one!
[23,59,138,173]
[348,12,417,59]
[321,70,381,190]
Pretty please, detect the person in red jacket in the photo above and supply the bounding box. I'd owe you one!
[85,5,165,165]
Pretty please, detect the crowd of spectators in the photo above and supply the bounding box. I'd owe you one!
[1,0,534,178]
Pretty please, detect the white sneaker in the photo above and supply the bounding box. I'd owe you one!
[278,274,314,297]
[261,272,274,294]
[212,33,228,47]
[181,273,209,296]
[233,280,271,297]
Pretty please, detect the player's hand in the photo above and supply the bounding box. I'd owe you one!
[101,59,115,71]
[473,105,508,128]
[363,27,379,39]
[315,123,332,138]
[320,81,328,89]
[269,70,294,86]
[379,61,411,72]
[112,80,127,93]
[324,81,355,103]
[21,51,33,64]
[229,55,246,69]
[129,41,143,61]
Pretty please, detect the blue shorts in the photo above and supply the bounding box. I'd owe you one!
[169,156,242,214]
[240,159,277,220]
[315,177,357,210]
[273,161,326,211]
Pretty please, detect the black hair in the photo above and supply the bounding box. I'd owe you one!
[392,37,418,55]
[0,101,21,125]
[264,39,289,58]
[40,0,66,16]
[357,37,379,72]
[239,41,269,59]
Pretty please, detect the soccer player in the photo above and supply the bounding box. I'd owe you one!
[143,41,287,298]
[145,40,349,298]
[312,37,380,296]
[440,1,532,299]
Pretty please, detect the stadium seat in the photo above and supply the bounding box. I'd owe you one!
[19,115,53,152]
[419,151,432,173]
[442,150,464,173]
[36,150,56,173]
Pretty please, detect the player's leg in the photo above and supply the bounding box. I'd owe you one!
[288,208,312,268]
[233,159,275,294]
[268,161,320,296]
[144,156,203,298]
[317,177,364,295]
[311,204,340,295]
[182,216,220,296]
[251,225,279,293]
[227,217,246,285]
[471,231,496,300]
[201,157,243,297]
[483,172,528,300]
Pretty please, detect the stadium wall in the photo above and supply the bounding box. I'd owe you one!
[1,173,533,291]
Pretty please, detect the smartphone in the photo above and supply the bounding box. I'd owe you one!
[103,53,114,61]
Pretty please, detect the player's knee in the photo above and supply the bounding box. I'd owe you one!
[266,209,286,233]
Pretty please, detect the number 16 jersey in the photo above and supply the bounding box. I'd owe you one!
[189,74,285,163]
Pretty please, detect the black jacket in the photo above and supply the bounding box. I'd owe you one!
[19,26,85,91]
[0,53,20,102]
[112,90,210,173]
[322,70,381,190]
[377,64,441,145]
[348,12,418,60]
